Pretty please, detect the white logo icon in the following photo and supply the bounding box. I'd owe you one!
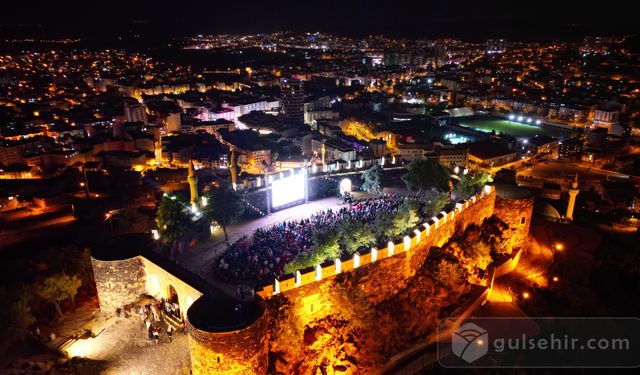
[452,322,489,363]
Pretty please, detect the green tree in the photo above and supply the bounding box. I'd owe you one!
[453,172,493,200]
[466,240,493,271]
[338,220,376,255]
[375,200,420,240]
[156,194,193,257]
[361,164,383,194]
[284,229,341,274]
[203,185,246,241]
[433,259,466,290]
[422,190,451,217]
[36,273,82,318]
[402,159,451,192]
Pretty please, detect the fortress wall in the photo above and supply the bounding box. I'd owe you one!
[187,311,269,375]
[260,188,498,328]
[258,187,497,303]
[91,256,147,315]
[92,254,204,318]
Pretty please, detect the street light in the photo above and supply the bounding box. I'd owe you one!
[555,243,563,251]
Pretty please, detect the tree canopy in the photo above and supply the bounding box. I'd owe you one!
[361,164,383,194]
[421,190,451,218]
[402,159,451,192]
[453,172,493,201]
[36,273,82,317]
[338,220,376,255]
[203,185,246,241]
[374,200,420,240]
[284,228,341,274]
[156,194,195,257]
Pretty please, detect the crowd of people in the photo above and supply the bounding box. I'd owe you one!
[138,299,182,344]
[216,197,401,283]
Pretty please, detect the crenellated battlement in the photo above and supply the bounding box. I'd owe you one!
[256,185,496,299]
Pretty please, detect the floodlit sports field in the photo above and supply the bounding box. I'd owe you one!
[457,118,572,139]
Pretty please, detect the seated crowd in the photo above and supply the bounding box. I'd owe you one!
[216,198,401,284]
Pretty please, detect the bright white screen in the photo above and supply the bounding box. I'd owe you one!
[271,173,305,208]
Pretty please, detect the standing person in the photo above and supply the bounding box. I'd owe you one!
[153,327,160,344]
[151,304,159,322]
[145,319,152,339]
[166,325,174,343]
[139,305,146,322]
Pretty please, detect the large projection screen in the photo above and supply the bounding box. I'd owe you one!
[271,172,305,208]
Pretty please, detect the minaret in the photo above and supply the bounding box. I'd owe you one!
[229,150,238,189]
[188,160,198,205]
[565,174,579,221]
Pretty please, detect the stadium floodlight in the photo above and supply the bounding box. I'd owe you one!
[508,115,515,120]
[523,139,528,144]
[526,118,532,123]
[517,116,523,122]
[536,120,542,125]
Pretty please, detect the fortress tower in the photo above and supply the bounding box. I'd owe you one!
[565,174,579,221]
[188,160,199,205]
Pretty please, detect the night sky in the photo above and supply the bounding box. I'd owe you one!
[0,0,636,40]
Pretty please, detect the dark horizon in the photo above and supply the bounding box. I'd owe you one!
[0,0,636,42]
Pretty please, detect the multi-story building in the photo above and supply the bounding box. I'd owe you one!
[192,119,236,137]
[124,102,148,125]
[311,138,356,162]
[280,79,305,123]
[558,137,584,159]
[429,145,469,169]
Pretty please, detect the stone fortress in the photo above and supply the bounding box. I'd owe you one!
[90,184,533,374]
